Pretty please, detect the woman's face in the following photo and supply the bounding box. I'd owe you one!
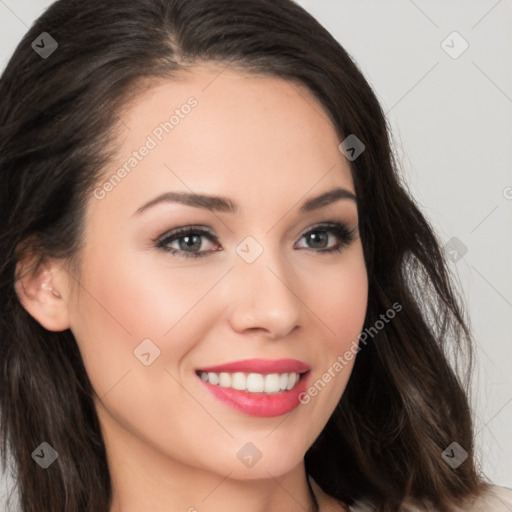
[64,65,368,480]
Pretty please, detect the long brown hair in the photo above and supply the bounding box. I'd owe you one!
[0,1,484,510]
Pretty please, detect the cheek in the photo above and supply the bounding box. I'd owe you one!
[306,245,368,352]
[297,246,367,411]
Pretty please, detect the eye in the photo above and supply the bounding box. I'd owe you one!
[294,222,357,253]
[155,226,220,259]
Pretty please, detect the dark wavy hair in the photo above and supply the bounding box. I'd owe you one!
[0,0,487,511]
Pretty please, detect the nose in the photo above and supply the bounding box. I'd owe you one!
[225,251,302,340]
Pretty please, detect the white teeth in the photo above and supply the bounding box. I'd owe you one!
[231,372,246,390]
[218,372,231,387]
[208,372,219,385]
[198,371,302,393]
[286,372,298,390]
[264,373,281,393]
[246,373,264,392]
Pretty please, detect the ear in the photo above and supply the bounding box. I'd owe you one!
[14,255,71,332]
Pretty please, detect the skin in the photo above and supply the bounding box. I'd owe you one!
[17,65,368,512]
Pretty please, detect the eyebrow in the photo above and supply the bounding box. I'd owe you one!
[133,186,356,216]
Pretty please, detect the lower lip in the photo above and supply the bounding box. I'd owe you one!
[197,372,310,417]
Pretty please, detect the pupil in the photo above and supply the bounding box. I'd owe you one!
[309,231,327,248]
[180,235,201,251]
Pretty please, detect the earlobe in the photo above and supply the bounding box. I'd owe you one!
[15,260,71,332]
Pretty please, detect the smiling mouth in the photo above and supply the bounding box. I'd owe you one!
[195,370,309,394]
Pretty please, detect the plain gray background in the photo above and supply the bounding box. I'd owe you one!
[1,0,511,505]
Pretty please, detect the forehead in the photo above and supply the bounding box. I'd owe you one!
[93,65,354,218]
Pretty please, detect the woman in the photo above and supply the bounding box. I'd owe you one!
[0,1,510,511]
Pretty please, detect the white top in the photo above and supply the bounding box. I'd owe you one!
[309,476,512,511]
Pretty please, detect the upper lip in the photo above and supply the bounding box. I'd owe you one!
[196,358,311,374]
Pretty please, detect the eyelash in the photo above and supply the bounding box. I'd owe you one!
[154,221,357,259]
